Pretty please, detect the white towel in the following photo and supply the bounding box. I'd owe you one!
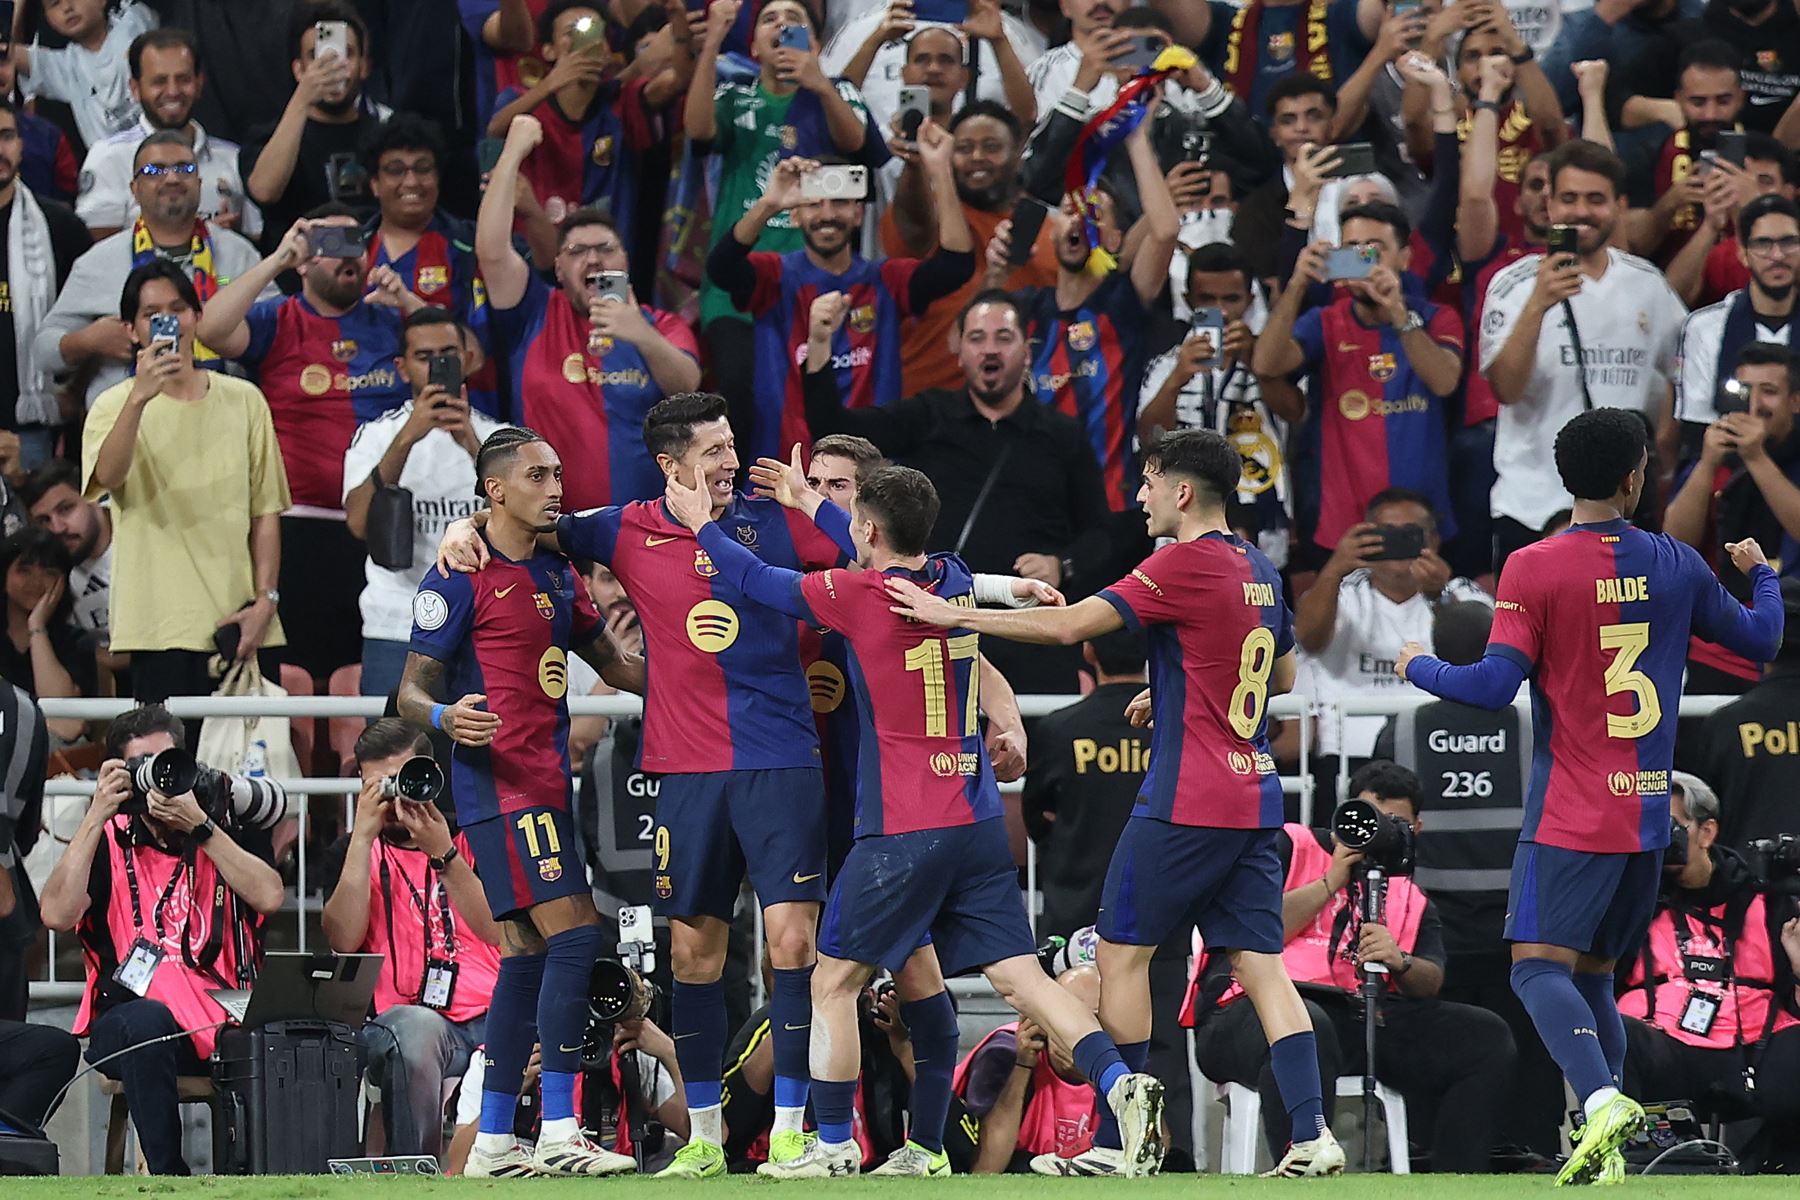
[9,183,58,427]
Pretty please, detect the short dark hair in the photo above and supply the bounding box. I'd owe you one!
[1346,760,1424,813]
[1545,139,1627,200]
[475,426,549,500]
[1734,342,1800,392]
[948,99,1020,143]
[1114,7,1174,35]
[1338,200,1411,247]
[0,525,70,580]
[854,466,939,556]
[1364,486,1436,534]
[810,434,885,482]
[1142,428,1240,509]
[18,459,82,510]
[1088,627,1147,677]
[1554,408,1649,501]
[354,718,433,765]
[537,0,606,48]
[1265,73,1337,120]
[1676,38,1742,82]
[131,129,195,172]
[106,704,188,761]
[955,287,1026,334]
[1744,132,1798,185]
[557,206,619,248]
[1185,242,1253,292]
[401,305,469,350]
[304,200,364,223]
[360,112,445,176]
[1432,601,1494,667]
[644,393,730,460]
[1738,194,1800,245]
[128,28,200,80]
[120,261,203,324]
[905,23,965,60]
[289,0,369,61]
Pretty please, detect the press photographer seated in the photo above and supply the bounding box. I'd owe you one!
[36,704,287,1176]
[319,719,503,1163]
[1617,772,1800,1173]
[1192,761,1515,1173]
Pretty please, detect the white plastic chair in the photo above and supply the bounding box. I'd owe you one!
[1215,1076,1410,1174]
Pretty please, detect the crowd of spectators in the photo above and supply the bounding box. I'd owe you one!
[2,0,1800,1178]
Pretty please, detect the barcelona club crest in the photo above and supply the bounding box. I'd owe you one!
[694,549,718,578]
[1066,320,1096,352]
[1267,31,1295,63]
[331,339,358,363]
[533,591,554,620]
[1367,352,1396,382]
[539,855,563,882]
[416,265,448,294]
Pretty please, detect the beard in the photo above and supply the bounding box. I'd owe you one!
[954,176,1009,212]
[315,90,357,117]
[968,361,1023,405]
[802,223,850,256]
[313,269,365,309]
[1755,276,1794,302]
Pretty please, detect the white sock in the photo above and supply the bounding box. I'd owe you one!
[540,1116,579,1143]
[474,1131,512,1155]
[774,1105,806,1136]
[690,1103,723,1146]
[1583,1086,1621,1122]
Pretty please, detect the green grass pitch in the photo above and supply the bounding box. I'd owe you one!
[5,1178,1797,1199]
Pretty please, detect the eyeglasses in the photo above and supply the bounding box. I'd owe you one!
[1745,235,1800,258]
[378,160,437,180]
[559,241,623,259]
[136,161,199,179]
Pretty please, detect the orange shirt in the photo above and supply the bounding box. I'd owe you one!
[881,199,1060,396]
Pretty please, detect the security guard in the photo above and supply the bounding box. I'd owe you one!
[1699,580,1800,849]
[1619,772,1800,1173]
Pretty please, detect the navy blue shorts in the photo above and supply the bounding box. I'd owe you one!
[819,817,1034,976]
[653,768,827,920]
[464,805,589,921]
[1096,819,1284,953]
[1505,841,1663,960]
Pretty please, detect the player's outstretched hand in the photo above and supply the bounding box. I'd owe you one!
[749,444,821,515]
[436,517,489,576]
[665,464,714,532]
[988,728,1027,782]
[1726,538,1770,574]
[1125,687,1152,728]
[442,693,500,747]
[886,576,960,626]
[1394,640,1425,681]
[1010,577,1065,608]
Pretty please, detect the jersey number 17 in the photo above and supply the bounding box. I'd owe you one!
[906,634,981,738]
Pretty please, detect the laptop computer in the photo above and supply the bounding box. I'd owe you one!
[210,952,382,1029]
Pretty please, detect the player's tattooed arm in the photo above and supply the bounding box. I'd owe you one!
[398,652,502,747]
[575,625,647,696]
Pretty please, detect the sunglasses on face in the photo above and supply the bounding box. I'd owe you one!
[135,162,199,179]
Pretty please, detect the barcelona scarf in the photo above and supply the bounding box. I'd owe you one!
[1223,0,1333,100]
[1063,45,1197,275]
[133,216,221,364]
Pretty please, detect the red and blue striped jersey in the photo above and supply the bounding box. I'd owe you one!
[557,495,852,774]
[1098,533,1292,829]
[1487,519,1783,853]
[1291,294,1463,549]
[366,211,502,419]
[1020,273,1153,512]
[239,296,410,510]
[492,274,699,511]
[744,250,920,463]
[495,78,656,242]
[408,542,601,827]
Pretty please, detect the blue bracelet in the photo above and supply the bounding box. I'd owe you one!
[430,703,446,730]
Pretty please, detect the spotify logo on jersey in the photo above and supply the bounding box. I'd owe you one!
[807,661,846,713]
[686,601,740,653]
[539,646,568,698]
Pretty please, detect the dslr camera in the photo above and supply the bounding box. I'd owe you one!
[380,755,446,804]
[583,905,660,1052]
[120,747,286,829]
[1745,834,1800,896]
[1333,799,1416,876]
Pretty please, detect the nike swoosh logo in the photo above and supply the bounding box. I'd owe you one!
[792,872,821,884]
[558,1042,583,1053]
[674,1032,699,1040]
[784,1022,810,1031]
[646,535,678,546]
[495,584,517,598]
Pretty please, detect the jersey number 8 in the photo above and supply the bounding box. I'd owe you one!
[1229,626,1276,739]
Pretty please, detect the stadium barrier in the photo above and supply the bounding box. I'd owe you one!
[22,691,1735,1003]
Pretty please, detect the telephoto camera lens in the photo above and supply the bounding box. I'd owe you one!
[128,747,199,800]
[588,959,654,1023]
[381,755,446,803]
[1332,798,1417,874]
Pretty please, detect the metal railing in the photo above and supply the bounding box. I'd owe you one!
[21,689,1733,1003]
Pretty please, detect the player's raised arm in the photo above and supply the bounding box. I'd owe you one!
[748,445,857,562]
[396,652,501,748]
[1394,640,1528,710]
[433,511,562,576]
[887,579,1124,646]
[1691,538,1785,663]
[665,466,818,623]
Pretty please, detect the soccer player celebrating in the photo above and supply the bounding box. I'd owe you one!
[889,428,1343,1178]
[398,427,646,1177]
[660,459,1166,1179]
[435,393,854,1178]
[1395,407,1784,1186]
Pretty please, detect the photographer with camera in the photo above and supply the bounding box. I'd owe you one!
[1193,762,1515,1173]
[320,719,502,1162]
[1616,771,1800,1172]
[37,704,286,1175]
[1700,579,1800,849]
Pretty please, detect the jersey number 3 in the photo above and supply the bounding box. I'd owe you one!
[1599,621,1660,739]
[906,633,981,738]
